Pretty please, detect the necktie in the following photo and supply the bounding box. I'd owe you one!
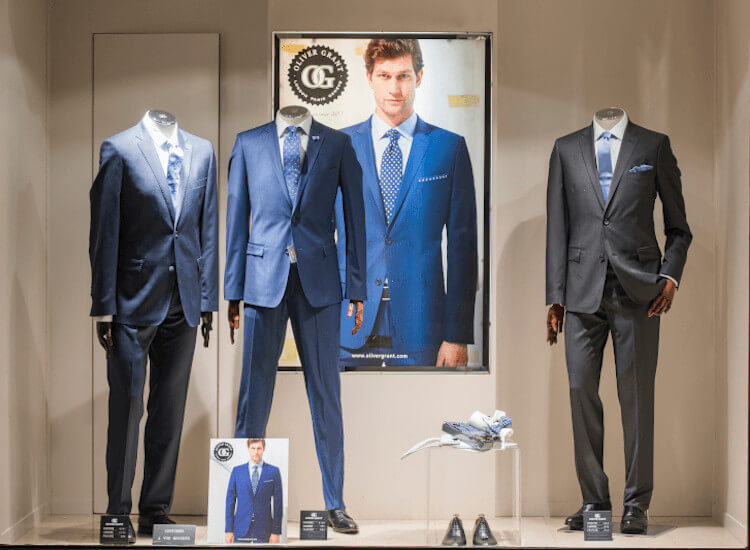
[282,126,302,204]
[597,132,613,202]
[164,141,183,209]
[251,465,259,495]
[380,128,403,224]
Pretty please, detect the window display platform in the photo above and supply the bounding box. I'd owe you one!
[12,515,745,547]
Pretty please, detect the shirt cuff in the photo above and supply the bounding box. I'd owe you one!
[659,274,678,288]
[94,315,113,322]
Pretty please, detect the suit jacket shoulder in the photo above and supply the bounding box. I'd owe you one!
[341,119,368,138]
[421,120,463,146]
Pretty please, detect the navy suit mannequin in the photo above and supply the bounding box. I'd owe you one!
[89,111,219,525]
[224,107,366,532]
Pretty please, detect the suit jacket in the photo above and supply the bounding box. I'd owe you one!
[89,121,219,327]
[225,119,366,308]
[335,116,478,353]
[225,462,282,541]
[546,121,692,314]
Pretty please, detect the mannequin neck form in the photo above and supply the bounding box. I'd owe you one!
[146,110,178,141]
[277,105,311,127]
[594,107,625,131]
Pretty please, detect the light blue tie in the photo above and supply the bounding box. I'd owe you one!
[380,129,402,224]
[597,132,613,202]
[251,465,260,495]
[282,126,302,204]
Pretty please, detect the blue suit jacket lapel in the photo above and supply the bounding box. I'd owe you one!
[136,123,176,223]
[294,119,326,212]
[355,118,386,223]
[175,130,192,228]
[263,122,292,208]
[390,116,431,228]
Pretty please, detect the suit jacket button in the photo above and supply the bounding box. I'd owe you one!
[603,219,610,226]
[385,238,393,245]
[169,265,175,272]
[375,279,382,286]
[599,255,605,262]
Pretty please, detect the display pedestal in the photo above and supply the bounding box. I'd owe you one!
[422,442,521,546]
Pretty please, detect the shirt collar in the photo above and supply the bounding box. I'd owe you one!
[142,111,179,148]
[276,111,313,138]
[251,460,263,470]
[593,110,629,141]
[372,110,418,141]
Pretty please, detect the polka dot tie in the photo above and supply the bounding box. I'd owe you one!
[282,126,302,203]
[380,128,402,224]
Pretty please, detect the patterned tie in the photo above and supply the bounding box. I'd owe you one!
[282,126,302,204]
[164,140,184,210]
[251,465,260,495]
[597,132,613,202]
[379,128,403,224]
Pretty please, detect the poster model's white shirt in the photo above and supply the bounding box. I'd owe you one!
[371,110,417,179]
[276,111,312,166]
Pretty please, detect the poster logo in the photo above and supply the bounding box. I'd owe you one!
[288,45,348,105]
[213,442,233,462]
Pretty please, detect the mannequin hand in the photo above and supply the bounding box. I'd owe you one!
[269,534,280,544]
[436,341,468,367]
[547,304,564,345]
[225,533,234,544]
[347,300,364,335]
[96,321,114,357]
[228,300,240,344]
[648,279,677,317]
[200,312,213,347]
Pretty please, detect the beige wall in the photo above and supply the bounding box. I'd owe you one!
[714,0,749,544]
[0,0,49,543]
[32,0,745,533]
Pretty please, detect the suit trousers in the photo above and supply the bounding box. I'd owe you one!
[235,264,345,510]
[564,267,662,510]
[106,289,197,516]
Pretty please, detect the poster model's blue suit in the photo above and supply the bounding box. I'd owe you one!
[225,462,282,542]
[224,118,366,510]
[335,116,477,366]
[89,119,219,516]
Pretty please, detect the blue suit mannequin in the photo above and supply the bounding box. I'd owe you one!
[224,113,366,514]
[225,461,283,543]
[89,113,219,518]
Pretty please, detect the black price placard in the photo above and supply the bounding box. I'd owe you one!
[584,509,613,541]
[300,510,327,540]
[100,515,130,545]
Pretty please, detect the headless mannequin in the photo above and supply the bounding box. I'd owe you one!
[96,110,213,355]
[545,106,677,345]
[226,105,364,344]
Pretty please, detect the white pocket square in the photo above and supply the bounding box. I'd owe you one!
[418,173,448,183]
[628,164,653,173]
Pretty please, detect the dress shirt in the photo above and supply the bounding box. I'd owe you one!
[276,112,312,166]
[592,110,677,289]
[371,110,417,179]
[249,460,264,489]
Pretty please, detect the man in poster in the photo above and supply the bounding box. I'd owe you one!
[225,439,282,544]
[335,38,478,367]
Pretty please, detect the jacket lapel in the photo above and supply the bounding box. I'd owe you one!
[604,122,638,211]
[294,119,326,211]
[263,122,292,208]
[578,125,605,211]
[356,118,387,224]
[175,130,192,228]
[136,123,176,223]
[390,116,431,229]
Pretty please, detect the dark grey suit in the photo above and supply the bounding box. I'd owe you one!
[546,121,691,510]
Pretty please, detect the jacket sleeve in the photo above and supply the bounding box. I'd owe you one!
[224,134,250,301]
[89,140,122,317]
[200,146,219,312]
[271,467,283,535]
[545,140,568,306]
[338,134,367,301]
[655,135,692,284]
[444,137,478,344]
[225,467,237,534]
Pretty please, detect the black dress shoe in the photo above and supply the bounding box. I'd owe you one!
[472,514,497,546]
[441,515,466,546]
[564,501,612,531]
[327,509,358,534]
[620,506,648,535]
[138,515,175,535]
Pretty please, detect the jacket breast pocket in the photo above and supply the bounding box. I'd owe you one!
[418,173,449,184]
[246,242,265,257]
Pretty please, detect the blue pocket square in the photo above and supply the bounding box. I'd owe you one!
[628,164,653,173]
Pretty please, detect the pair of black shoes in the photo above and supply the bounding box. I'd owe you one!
[327,509,359,534]
[442,514,497,546]
[565,502,648,534]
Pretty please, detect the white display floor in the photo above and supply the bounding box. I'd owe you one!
[11,514,746,547]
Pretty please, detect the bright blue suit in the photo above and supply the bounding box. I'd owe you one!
[225,462,283,542]
[335,116,477,365]
[225,119,366,510]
